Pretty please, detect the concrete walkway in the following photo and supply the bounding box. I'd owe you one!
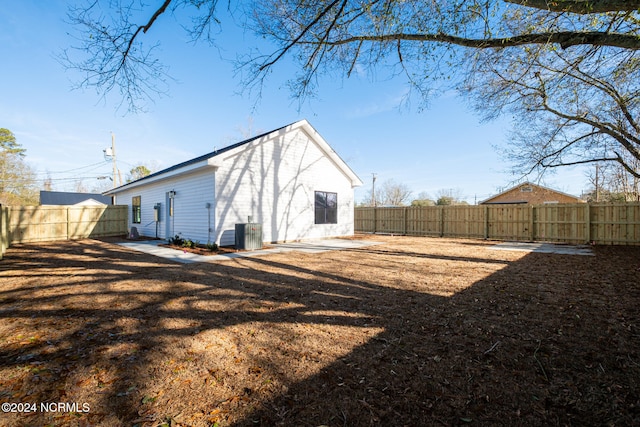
[491,241,594,256]
[118,238,382,264]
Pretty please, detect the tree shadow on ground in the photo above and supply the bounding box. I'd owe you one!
[0,237,639,426]
[232,246,640,426]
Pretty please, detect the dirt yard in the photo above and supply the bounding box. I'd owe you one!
[1,235,639,426]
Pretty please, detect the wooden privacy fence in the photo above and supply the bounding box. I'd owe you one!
[355,203,640,245]
[0,205,8,260]
[2,205,128,248]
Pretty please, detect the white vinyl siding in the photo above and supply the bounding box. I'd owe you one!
[114,169,215,242]
[215,128,354,245]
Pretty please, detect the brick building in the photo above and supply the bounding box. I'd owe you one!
[480,182,584,205]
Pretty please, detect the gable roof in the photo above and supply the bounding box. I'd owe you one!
[104,120,362,195]
[480,182,582,205]
[40,191,112,205]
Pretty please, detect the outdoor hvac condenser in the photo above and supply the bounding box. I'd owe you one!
[235,223,263,250]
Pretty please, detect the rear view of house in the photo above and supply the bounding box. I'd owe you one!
[104,120,362,245]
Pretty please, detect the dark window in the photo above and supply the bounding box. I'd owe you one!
[132,196,141,224]
[315,191,337,224]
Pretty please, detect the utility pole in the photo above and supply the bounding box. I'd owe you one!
[372,173,377,207]
[103,132,120,188]
[111,133,117,188]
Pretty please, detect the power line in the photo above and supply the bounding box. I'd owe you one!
[0,176,110,184]
[33,160,111,176]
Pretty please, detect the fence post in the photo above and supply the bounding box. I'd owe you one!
[530,205,535,242]
[585,203,591,244]
[483,205,489,239]
[373,207,377,234]
[439,206,445,237]
[0,205,5,260]
[404,207,408,235]
[66,207,70,240]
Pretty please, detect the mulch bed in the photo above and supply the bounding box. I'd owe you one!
[157,243,240,256]
[0,235,639,426]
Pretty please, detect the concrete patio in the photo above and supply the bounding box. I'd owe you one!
[117,238,382,264]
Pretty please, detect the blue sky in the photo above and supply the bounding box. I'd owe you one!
[0,1,590,204]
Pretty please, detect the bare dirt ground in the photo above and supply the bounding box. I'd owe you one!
[1,235,639,426]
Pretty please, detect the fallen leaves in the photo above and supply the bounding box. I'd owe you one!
[1,237,639,426]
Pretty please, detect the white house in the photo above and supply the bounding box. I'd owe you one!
[104,120,363,246]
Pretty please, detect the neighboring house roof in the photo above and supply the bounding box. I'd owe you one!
[40,191,112,205]
[73,198,107,206]
[104,119,363,195]
[480,182,584,205]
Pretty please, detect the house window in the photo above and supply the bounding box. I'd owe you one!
[132,196,141,224]
[315,191,337,224]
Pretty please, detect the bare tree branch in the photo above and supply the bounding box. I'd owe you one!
[123,0,173,62]
[614,151,640,178]
[317,30,640,50]
[257,0,344,72]
[504,0,640,14]
[61,0,640,184]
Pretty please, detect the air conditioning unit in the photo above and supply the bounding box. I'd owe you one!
[235,223,263,250]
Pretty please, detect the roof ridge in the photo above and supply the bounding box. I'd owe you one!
[105,120,301,192]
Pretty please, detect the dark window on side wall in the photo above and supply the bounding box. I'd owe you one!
[132,196,141,224]
[315,191,337,224]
